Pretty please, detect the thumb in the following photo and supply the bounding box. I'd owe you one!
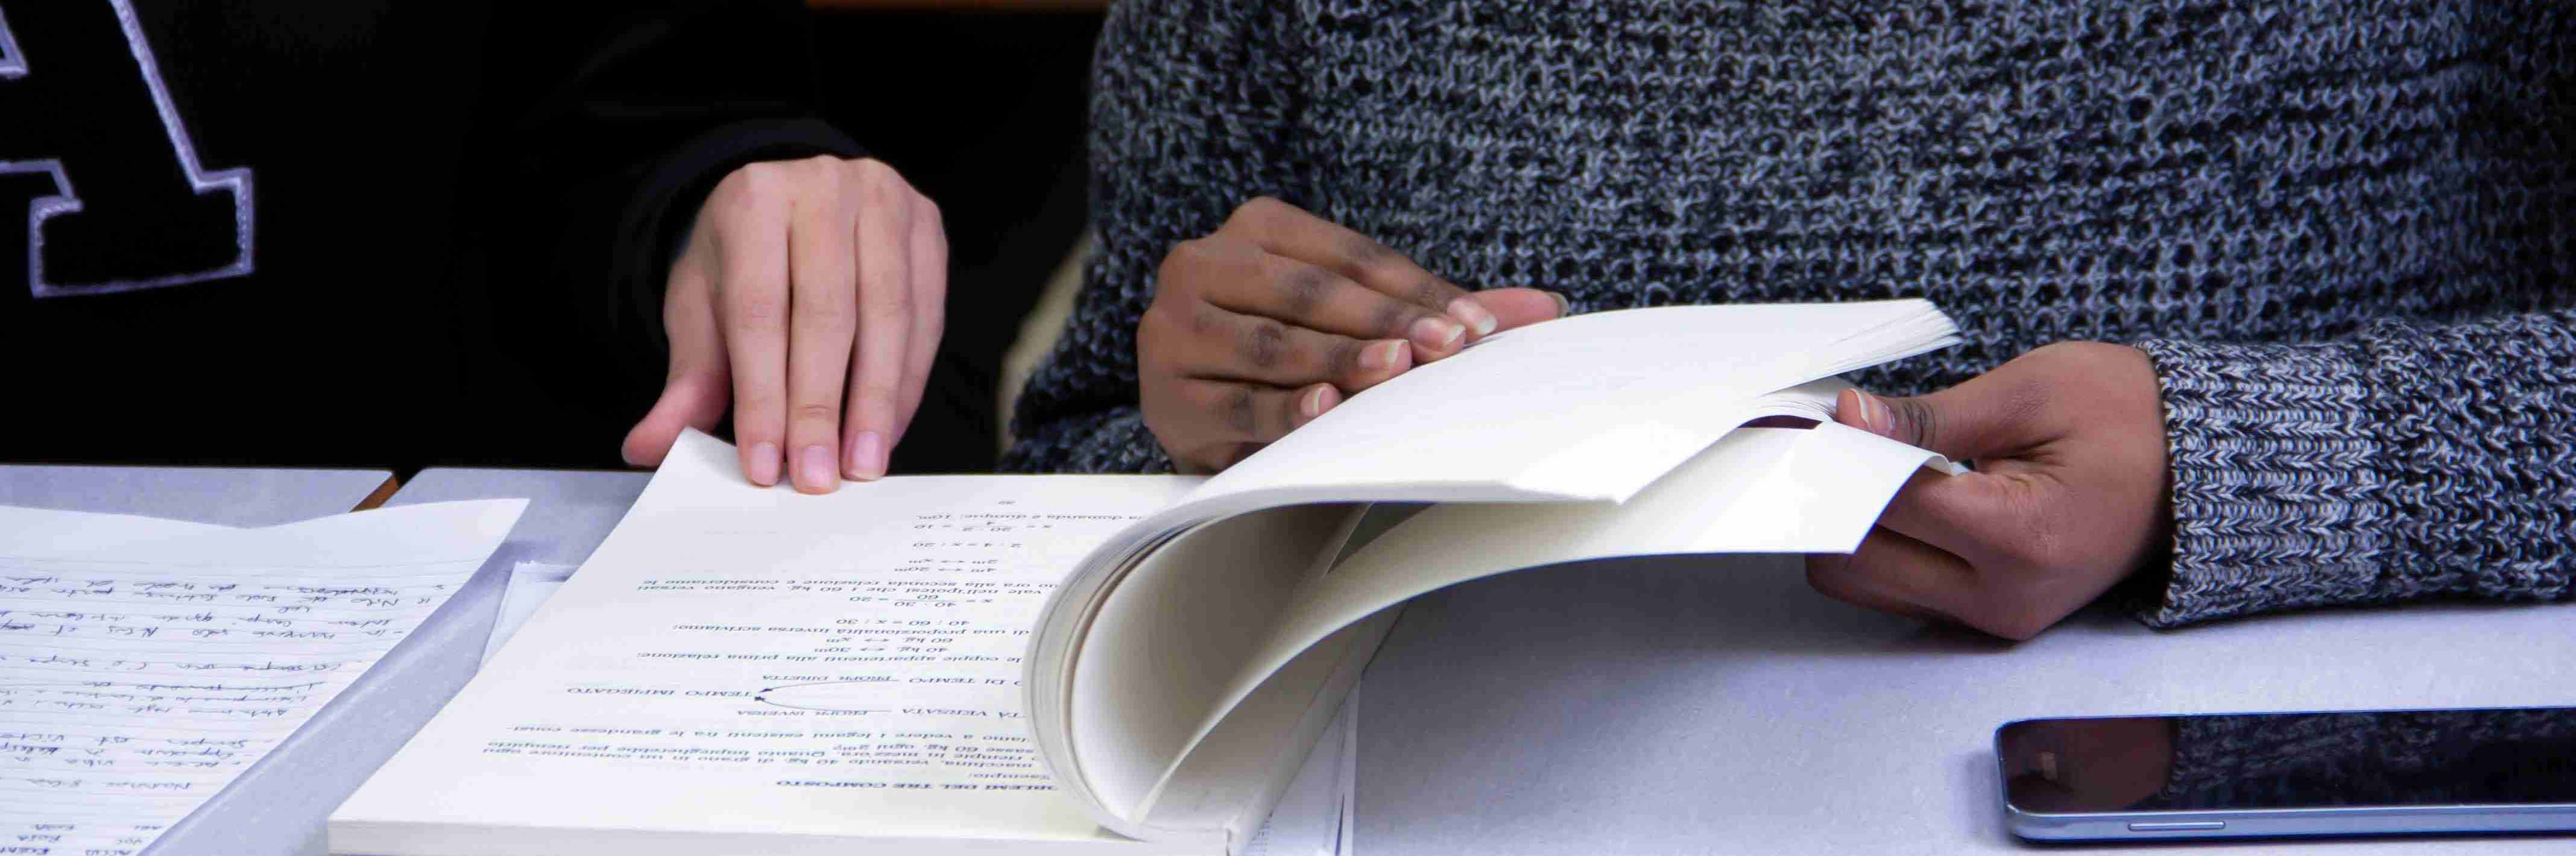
[1467,288,1571,332]
[627,261,730,468]
[622,368,731,467]
[1834,380,2038,462]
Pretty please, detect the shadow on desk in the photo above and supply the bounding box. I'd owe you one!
[1388,553,2015,660]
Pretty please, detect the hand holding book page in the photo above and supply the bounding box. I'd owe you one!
[0,500,525,856]
[1135,196,1567,474]
[1192,300,1959,509]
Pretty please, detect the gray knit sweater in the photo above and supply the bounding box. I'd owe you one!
[1006,0,2576,628]
[2141,709,2576,810]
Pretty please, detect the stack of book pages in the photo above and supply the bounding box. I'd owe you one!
[332,300,1960,855]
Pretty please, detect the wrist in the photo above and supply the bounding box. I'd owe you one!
[2131,338,2387,626]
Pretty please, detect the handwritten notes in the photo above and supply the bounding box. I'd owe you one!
[333,431,1199,853]
[0,500,524,856]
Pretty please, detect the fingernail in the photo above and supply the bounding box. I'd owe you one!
[1409,315,1465,351]
[1547,291,1571,316]
[1299,385,1341,420]
[1446,297,1498,336]
[1857,392,1887,435]
[844,430,887,480]
[1357,339,1405,371]
[796,444,836,492]
[748,442,781,486]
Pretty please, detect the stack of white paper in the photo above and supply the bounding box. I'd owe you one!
[0,500,523,856]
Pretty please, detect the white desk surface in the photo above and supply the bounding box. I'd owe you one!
[0,463,391,526]
[87,467,2575,855]
[1357,553,2576,854]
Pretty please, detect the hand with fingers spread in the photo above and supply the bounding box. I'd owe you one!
[617,156,947,493]
[1805,342,2173,640]
[1138,197,1568,473]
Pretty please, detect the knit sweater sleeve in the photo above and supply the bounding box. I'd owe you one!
[1000,0,1301,473]
[2133,307,2576,627]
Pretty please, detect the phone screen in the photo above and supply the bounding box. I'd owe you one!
[1998,708,2576,814]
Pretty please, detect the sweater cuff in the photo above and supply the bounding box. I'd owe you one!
[2131,338,2394,627]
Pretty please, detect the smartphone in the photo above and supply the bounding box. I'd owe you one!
[1997,707,2576,841]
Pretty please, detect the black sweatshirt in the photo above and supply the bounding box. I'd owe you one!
[0,0,860,469]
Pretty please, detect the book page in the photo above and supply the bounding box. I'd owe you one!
[1137,423,1941,798]
[333,431,1207,855]
[0,500,525,856]
[1183,300,1956,508]
[1056,383,1930,820]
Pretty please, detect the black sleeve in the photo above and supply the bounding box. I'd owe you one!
[468,0,862,419]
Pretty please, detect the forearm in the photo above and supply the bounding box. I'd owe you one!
[2136,307,2576,626]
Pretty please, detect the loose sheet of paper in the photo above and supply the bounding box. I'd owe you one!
[1241,688,1357,856]
[335,431,1203,853]
[1125,423,1942,801]
[0,505,230,553]
[0,500,525,856]
[480,562,578,665]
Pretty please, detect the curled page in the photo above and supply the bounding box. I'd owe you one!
[1092,423,1947,829]
[1190,300,1959,507]
[1021,301,1962,845]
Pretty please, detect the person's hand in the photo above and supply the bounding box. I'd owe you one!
[619,156,946,494]
[1804,342,2172,639]
[1138,197,1565,473]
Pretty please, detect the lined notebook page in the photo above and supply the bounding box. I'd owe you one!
[0,500,524,856]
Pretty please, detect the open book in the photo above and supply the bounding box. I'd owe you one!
[329,300,1959,855]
